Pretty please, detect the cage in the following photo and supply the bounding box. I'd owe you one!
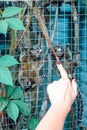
[0,0,87,130]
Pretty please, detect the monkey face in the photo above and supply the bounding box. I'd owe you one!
[54,44,64,60]
[30,44,42,61]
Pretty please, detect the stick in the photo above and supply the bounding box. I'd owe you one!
[70,1,79,129]
[71,0,78,53]
[34,7,59,62]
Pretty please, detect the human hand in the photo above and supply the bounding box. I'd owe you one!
[47,62,78,111]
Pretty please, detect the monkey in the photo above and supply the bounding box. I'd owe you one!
[18,44,43,91]
[52,43,83,130]
[65,51,80,79]
[65,43,72,60]
[14,43,44,129]
[51,43,79,79]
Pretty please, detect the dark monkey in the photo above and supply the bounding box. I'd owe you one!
[53,43,83,130]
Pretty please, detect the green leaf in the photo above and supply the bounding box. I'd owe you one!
[2,6,22,17]
[5,18,25,30]
[0,97,7,102]
[0,97,8,112]
[22,129,27,130]
[28,116,39,130]
[0,55,18,67]
[0,20,8,36]
[13,100,30,116]
[0,67,13,86]
[10,87,23,99]
[6,85,14,98]
[6,102,19,123]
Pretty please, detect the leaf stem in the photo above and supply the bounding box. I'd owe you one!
[10,30,17,55]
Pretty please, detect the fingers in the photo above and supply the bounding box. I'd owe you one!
[56,62,68,80]
[72,79,78,97]
[47,83,52,94]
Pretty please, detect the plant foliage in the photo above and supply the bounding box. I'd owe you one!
[2,6,22,17]
[0,6,25,36]
[0,55,18,85]
[0,55,18,67]
[5,18,25,30]
[6,102,19,123]
[0,86,30,123]
[28,116,39,130]
[0,67,13,86]
[0,20,8,35]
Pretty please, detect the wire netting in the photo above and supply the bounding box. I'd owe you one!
[0,0,87,130]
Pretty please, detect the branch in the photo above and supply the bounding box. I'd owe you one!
[34,7,59,62]
[71,0,78,53]
[70,1,78,129]
[14,3,33,49]
[51,6,58,42]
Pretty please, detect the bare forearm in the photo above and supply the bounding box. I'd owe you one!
[36,63,77,130]
[36,101,70,130]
